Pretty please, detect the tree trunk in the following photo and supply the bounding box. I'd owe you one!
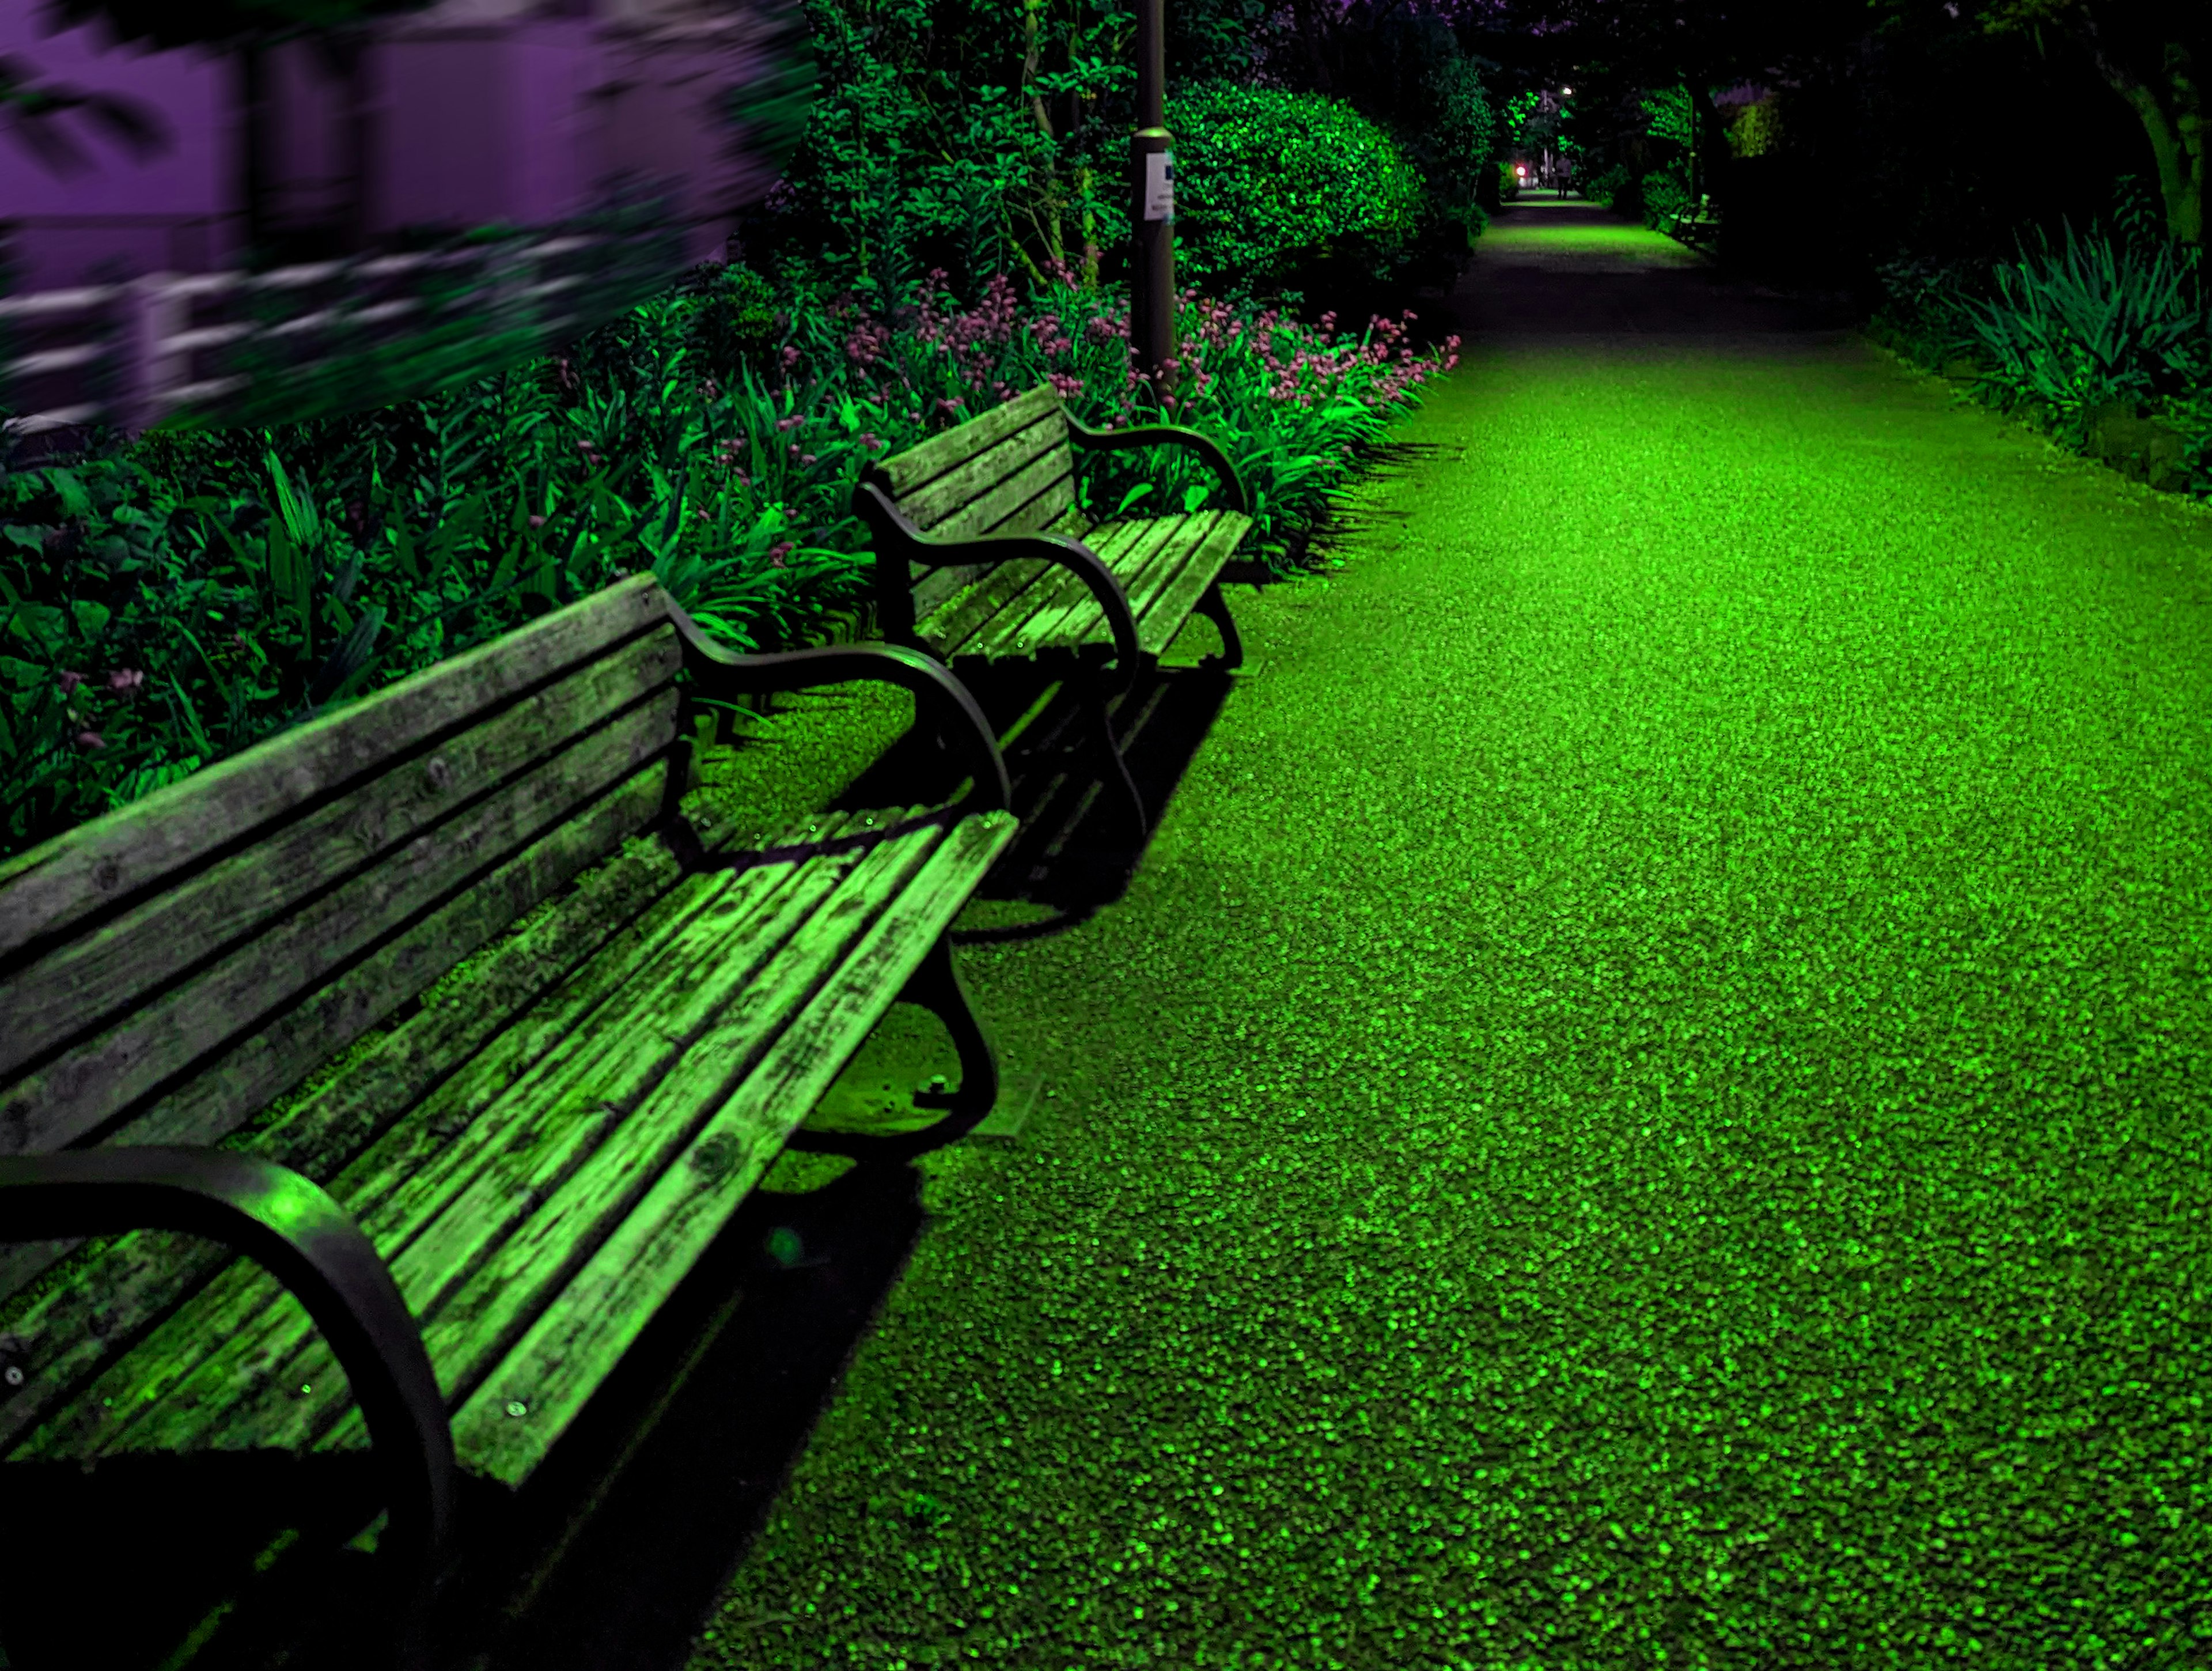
[2082,29,2203,244]
[1692,77,1732,210]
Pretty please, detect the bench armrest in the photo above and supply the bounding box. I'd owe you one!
[853,481,1142,681]
[0,1147,453,1659]
[1064,412,1251,517]
[665,597,1013,812]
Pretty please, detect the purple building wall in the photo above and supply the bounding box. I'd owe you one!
[0,6,240,289]
[1,0,785,293]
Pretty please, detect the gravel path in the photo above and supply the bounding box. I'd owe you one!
[695,201,2212,1671]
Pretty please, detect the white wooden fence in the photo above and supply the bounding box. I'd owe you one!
[0,232,657,440]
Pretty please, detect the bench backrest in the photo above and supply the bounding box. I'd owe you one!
[863,384,1082,627]
[0,575,685,1211]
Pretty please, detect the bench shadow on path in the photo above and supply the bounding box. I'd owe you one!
[832,653,1244,935]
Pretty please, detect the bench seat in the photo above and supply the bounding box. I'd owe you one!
[2,802,1006,1489]
[918,508,1252,664]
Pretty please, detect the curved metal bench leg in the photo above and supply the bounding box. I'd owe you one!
[1081,677,1148,844]
[902,935,1000,1129]
[789,936,1001,1163]
[0,1150,453,1671]
[1192,578,1245,672]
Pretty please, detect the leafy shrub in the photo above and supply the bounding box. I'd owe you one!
[1641,171,1694,228]
[749,0,1132,308]
[1870,254,1988,368]
[1584,164,1637,216]
[1728,96,1783,159]
[676,261,786,388]
[1289,2,1497,239]
[1950,217,2206,443]
[1165,83,1425,289]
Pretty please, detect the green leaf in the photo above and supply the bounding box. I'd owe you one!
[387,505,422,585]
[267,515,313,653]
[71,599,111,641]
[40,467,90,520]
[308,605,384,709]
[264,447,323,553]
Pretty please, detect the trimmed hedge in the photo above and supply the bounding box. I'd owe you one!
[1165,82,1425,290]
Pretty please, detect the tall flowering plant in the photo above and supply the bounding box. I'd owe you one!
[764,260,1458,554]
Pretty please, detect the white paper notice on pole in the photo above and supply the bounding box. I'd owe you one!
[1143,152,1175,222]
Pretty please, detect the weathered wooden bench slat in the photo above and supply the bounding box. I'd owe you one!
[0,575,669,964]
[1042,502,1093,540]
[1112,513,1225,619]
[873,385,1059,501]
[0,782,692,1450]
[0,760,671,1308]
[0,633,681,1088]
[16,810,1002,1483]
[1,573,1021,1657]
[856,384,1253,850]
[921,559,1075,664]
[984,517,1191,660]
[25,816,891,1461]
[1,692,681,1162]
[344,822,961,1443]
[927,519,1152,663]
[0,815,701,1463]
[894,414,1069,539]
[1133,513,1253,654]
[446,809,1013,1485]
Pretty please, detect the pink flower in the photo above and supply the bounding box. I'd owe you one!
[528,514,548,529]
[75,729,104,751]
[105,668,145,694]
[57,670,86,694]
[782,346,801,367]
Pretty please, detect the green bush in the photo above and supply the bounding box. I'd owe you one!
[1641,171,1694,228]
[1165,82,1425,289]
[1296,3,1495,240]
[1584,164,1642,218]
[1949,216,2205,443]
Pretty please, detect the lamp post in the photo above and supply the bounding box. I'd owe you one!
[1128,0,1174,388]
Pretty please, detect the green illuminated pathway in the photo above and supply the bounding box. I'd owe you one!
[695,203,2212,1669]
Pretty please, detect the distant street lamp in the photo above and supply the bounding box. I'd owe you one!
[1128,0,1174,388]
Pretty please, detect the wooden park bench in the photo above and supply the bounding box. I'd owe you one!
[0,574,1016,1666]
[1666,196,1720,247]
[854,383,1254,846]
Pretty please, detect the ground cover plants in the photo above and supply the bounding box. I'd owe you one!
[0,261,1457,864]
[1867,180,2212,497]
